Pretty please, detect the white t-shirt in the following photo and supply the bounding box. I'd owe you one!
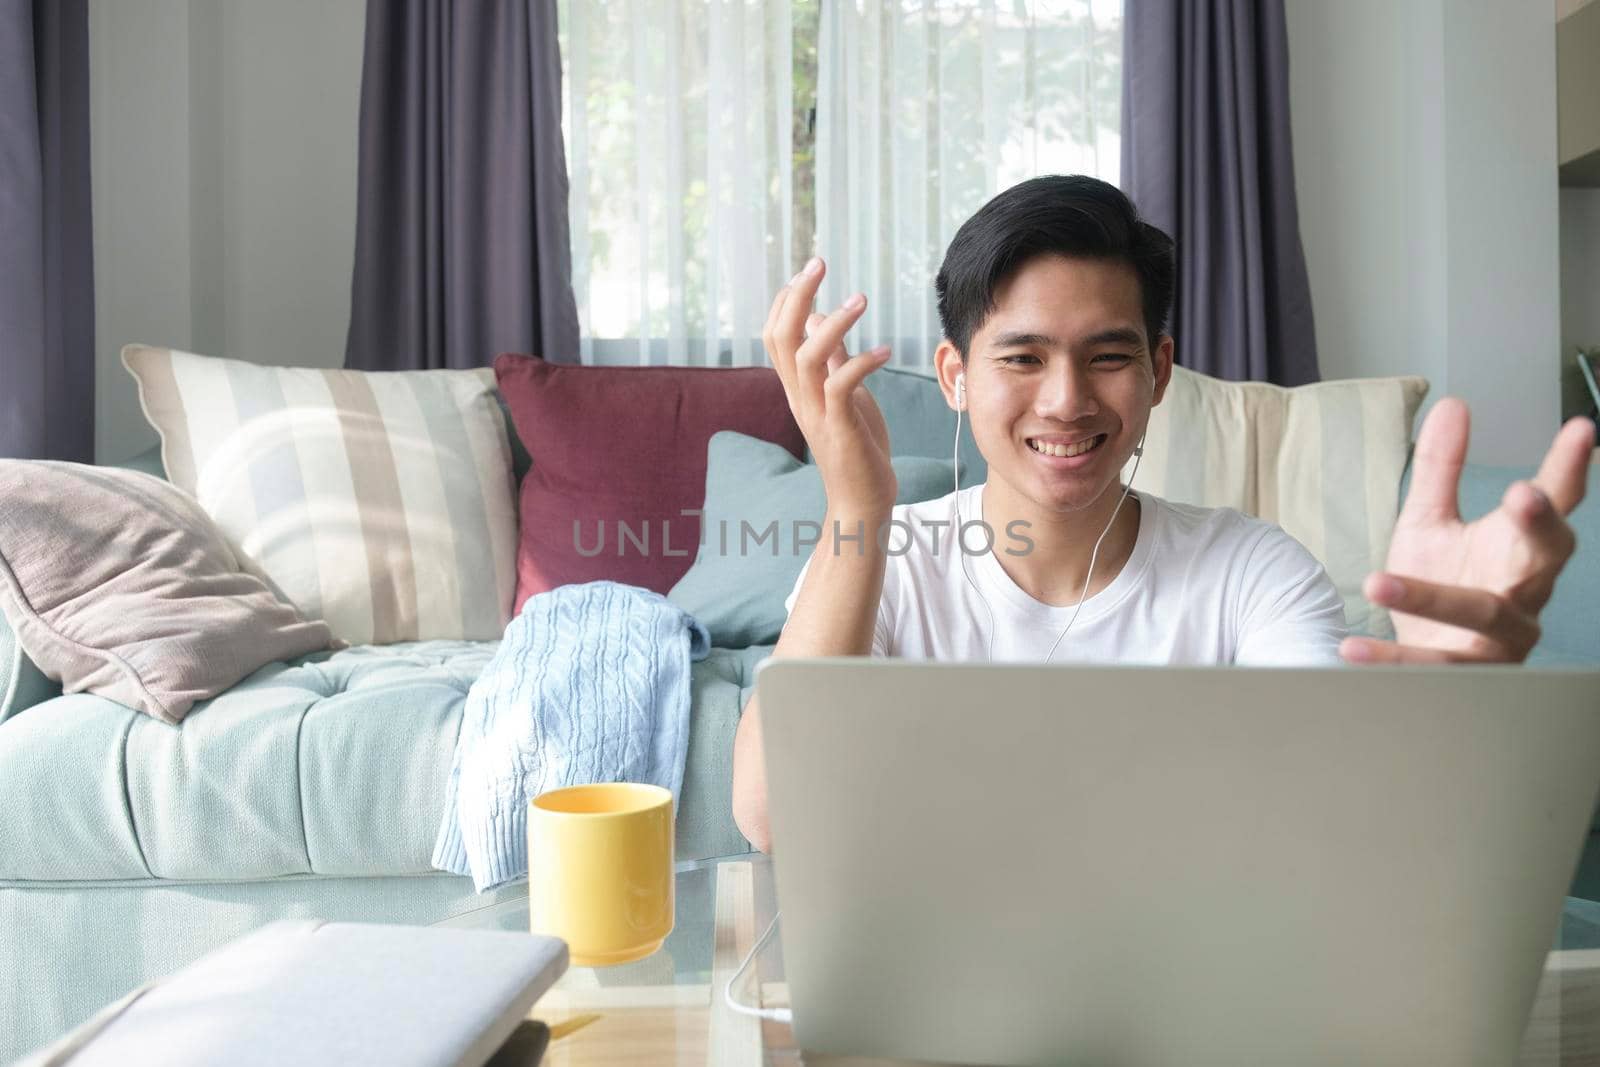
[784,485,1347,666]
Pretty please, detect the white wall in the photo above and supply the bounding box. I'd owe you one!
[1287,0,1562,466]
[90,0,366,463]
[89,0,194,464]
[1440,1,1562,465]
[1286,0,1448,397]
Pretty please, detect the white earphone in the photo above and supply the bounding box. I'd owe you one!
[948,368,1145,663]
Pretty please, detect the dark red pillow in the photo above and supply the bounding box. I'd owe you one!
[495,353,806,611]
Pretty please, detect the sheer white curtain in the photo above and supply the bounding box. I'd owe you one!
[559,0,795,366]
[816,0,1123,369]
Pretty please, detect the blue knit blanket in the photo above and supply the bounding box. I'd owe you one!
[432,581,710,891]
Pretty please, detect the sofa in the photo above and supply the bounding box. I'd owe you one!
[2,363,1597,1060]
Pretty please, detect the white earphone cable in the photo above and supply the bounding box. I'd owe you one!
[952,395,999,663]
[722,912,792,1024]
[1041,444,1142,664]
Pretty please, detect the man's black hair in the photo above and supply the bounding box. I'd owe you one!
[935,174,1176,359]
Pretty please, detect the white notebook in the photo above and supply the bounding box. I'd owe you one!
[19,921,567,1067]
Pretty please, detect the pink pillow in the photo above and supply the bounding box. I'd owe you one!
[495,354,806,610]
[0,462,335,724]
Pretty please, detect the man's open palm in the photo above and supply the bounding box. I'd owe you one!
[1341,399,1595,664]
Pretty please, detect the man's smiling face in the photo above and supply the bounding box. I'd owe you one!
[963,253,1174,516]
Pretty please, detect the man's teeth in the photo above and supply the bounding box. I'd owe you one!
[1029,436,1102,458]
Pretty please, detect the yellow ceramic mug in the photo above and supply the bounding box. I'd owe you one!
[527,783,674,966]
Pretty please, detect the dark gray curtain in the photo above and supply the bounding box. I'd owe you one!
[345,0,580,371]
[1120,0,1320,385]
[0,0,95,460]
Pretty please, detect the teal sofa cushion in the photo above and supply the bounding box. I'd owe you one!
[0,613,58,725]
[0,639,762,883]
[0,693,154,880]
[669,431,953,647]
[0,641,492,882]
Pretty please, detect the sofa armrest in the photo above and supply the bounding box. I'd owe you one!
[0,610,59,724]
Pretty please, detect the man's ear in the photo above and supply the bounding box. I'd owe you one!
[1150,334,1175,407]
[934,339,965,411]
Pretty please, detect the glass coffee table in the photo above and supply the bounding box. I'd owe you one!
[437,853,1600,1065]
[435,852,798,1065]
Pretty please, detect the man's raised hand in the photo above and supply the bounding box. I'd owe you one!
[762,256,897,515]
[1341,399,1594,664]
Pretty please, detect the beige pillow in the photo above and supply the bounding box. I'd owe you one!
[1127,366,1429,637]
[122,345,518,646]
[0,462,335,724]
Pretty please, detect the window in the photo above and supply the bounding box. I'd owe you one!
[559,0,1121,367]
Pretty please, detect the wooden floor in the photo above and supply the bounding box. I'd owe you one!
[1518,949,1600,1066]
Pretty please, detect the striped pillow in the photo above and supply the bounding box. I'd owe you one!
[1126,365,1429,638]
[123,345,518,646]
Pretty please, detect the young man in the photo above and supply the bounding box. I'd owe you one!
[732,176,1593,854]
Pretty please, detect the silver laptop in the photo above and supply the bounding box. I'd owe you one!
[756,660,1600,1067]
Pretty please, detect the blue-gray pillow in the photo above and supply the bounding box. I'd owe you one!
[668,431,954,647]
